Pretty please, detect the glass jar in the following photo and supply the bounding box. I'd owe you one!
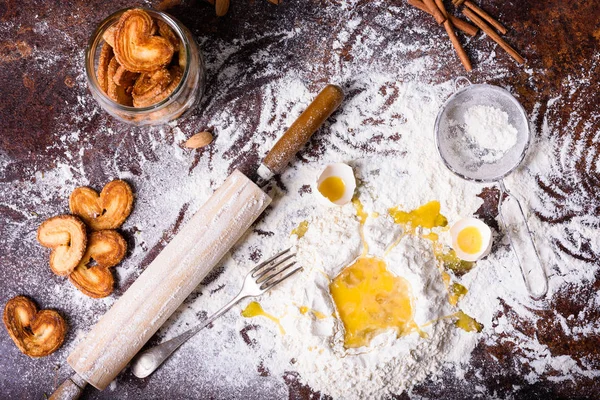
[85,8,205,125]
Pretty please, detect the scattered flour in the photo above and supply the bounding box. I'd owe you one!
[243,78,498,399]
[1,1,599,398]
[123,72,599,397]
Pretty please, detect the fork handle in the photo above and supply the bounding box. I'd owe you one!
[131,293,246,378]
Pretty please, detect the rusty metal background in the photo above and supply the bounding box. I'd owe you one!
[1,0,599,398]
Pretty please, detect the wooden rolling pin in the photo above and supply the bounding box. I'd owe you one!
[50,84,344,399]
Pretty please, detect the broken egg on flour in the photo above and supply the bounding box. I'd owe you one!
[315,163,356,206]
[449,217,492,262]
[329,255,419,349]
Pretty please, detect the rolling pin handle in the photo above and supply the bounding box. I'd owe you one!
[261,84,344,178]
[256,163,275,187]
[49,373,87,400]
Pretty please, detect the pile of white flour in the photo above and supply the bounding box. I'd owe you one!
[463,105,518,162]
[279,220,463,399]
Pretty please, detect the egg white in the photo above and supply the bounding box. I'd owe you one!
[449,217,492,262]
[314,163,356,206]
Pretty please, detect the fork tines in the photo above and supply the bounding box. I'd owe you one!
[251,248,302,290]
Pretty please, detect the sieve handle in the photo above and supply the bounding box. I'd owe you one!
[454,76,472,92]
[497,180,548,300]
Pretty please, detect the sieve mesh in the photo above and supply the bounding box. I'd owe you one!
[434,84,530,182]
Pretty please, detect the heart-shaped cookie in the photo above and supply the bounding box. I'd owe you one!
[106,57,133,106]
[131,67,171,106]
[96,43,113,93]
[113,9,174,73]
[156,20,180,49]
[69,230,127,298]
[102,24,118,48]
[113,64,139,88]
[69,180,134,231]
[3,296,67,357]
[133,66,183,108]
[37,215,87,276]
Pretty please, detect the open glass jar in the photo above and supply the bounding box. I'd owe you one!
[85,8,205,125]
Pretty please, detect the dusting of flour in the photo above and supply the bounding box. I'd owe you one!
[5,72,599,400]
[282,220,458,399]
[2,0,600,398]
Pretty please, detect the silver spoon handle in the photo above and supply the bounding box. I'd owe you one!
[132,292,246,378]
[498,180,548,300]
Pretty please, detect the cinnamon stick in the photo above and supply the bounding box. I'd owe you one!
[463,8,524,64]
[448,14,478,37]
[422,0,446,24]
[435,0,472,71]
[215,0,229,16]
[407,0,478,36]
[464,1,507,34]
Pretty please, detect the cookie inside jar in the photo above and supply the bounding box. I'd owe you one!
[96,8,186,108]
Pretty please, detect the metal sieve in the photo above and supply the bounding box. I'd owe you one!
[434,78,548,300]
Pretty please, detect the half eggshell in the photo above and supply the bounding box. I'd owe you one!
[315,163,356,206]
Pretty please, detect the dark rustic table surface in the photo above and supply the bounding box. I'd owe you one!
[1,0,599,399]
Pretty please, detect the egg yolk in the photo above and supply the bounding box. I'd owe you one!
[241,301,285,334]
[449,282,468,306]
[291,220,309,239]
[299,306,327,319]
[456,226,483,254]
[454,310,483,333]
[389,201,448,230]
[434,246,475,274]
[352,197,369,224]
[318,176,346,202]
[329,256,416,349]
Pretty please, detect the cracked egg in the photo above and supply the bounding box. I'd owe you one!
[243,199,485,352]
[315,163,356,206]
[325,200,484,350]
[449,217,492,262]
[329,255,419,349]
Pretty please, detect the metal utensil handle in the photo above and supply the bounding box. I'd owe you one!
[497,180,548,299]
[454,76,472,92]
[49,373,87,400]
[133,292,246,377]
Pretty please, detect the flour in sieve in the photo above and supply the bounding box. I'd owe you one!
[463,105,518,162]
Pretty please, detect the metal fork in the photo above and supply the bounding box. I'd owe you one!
[131,248,300,378]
